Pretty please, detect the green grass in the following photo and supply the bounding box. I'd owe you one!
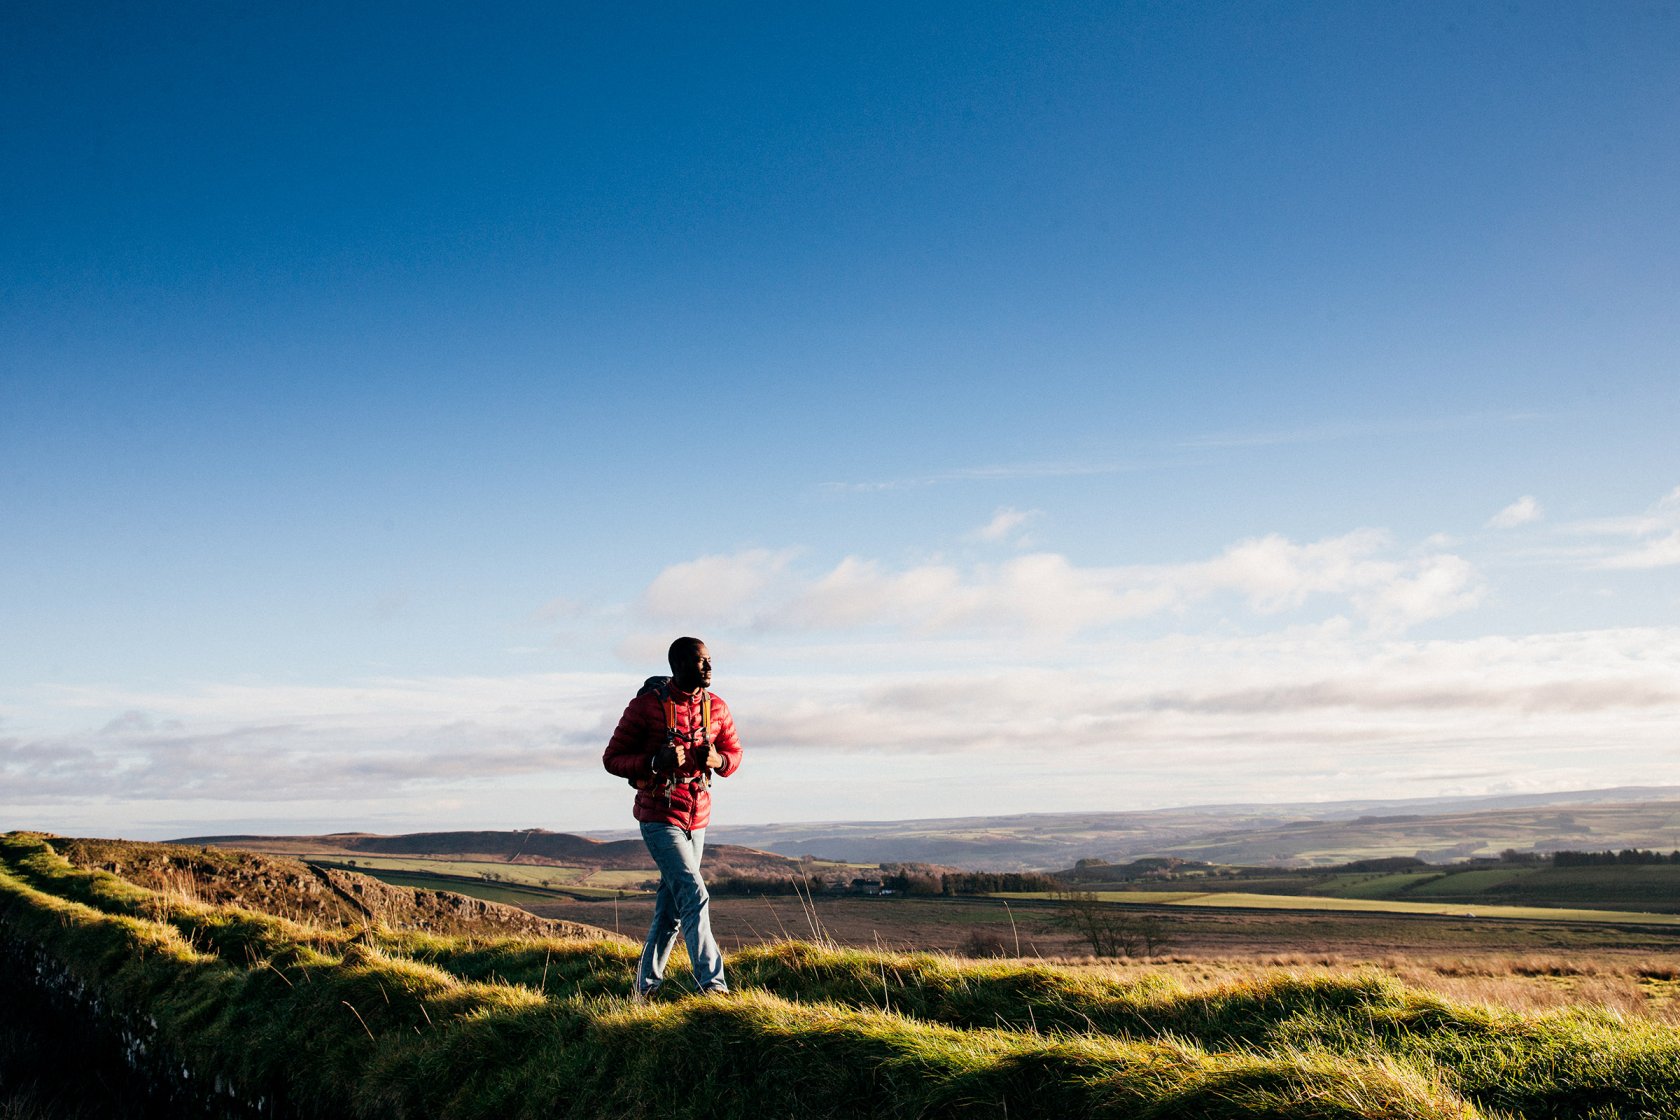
[1401,869,1538,897]
[1488,865,1680,911]
[1319,872,1444,898]
[7,830,1680,1119]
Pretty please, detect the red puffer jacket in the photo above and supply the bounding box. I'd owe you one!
[602,687,742,832]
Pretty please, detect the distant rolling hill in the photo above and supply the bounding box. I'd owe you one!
[693,787,1680,870]
[174,787,1680,876]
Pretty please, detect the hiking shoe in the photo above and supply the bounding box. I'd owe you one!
[631,985,659,1004]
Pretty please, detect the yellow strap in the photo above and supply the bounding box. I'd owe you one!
[660,689,713,785]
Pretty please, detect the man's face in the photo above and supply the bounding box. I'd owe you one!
[671,642,712,691]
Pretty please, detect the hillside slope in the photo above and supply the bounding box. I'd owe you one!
[58,836,617,940]
[6,829,1680,1119]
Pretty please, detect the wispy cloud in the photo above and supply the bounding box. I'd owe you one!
[1,673,626,807]
[1177,423,1371,450]
[1598,533,1680,570]
[1180,411,1545,452]
[1561,486,1680,569]
[971,507,1040,546]
[1488,495,1543,529]
[824,414,1545,492]
[820,459,1164,493]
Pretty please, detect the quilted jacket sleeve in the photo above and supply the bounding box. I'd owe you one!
[709,695,743,778]
[602,694,662,783]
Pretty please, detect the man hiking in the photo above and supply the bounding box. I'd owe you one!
[603,636,743,997]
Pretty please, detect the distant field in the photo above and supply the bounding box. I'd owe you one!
[998,889,1680,926]
[328,868,574,907]
[310,859,650,902]
[1073,861,1680,917]
[312,853,651,900]
[308,852,868,897]
[326,855,594,885]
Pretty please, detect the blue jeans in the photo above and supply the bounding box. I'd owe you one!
[636,822,727,994]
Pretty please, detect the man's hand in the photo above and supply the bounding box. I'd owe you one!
[655,744,718,772]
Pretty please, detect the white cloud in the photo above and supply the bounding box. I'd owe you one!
[1488,495,1543,529]
[637,530,1482,639]
[1353,553,1484,632]
[33,502,1680,838]
[641,549,796,620]
[8,628,1680,836]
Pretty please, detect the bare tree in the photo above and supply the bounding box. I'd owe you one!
[1052,892,1174,958]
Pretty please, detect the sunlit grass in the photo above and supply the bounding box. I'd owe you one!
[6,831,1680,1119]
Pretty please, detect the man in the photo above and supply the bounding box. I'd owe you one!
[602,636,743,997]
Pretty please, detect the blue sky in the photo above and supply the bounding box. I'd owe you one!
[3,3,1677,840]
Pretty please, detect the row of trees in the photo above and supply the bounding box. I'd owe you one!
[708,867,1064,897]
[939,871,1064,895]
[879,867,1063,895]
[1550,848,1680,866]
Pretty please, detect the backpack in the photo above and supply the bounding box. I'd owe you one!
[630,676,713,797]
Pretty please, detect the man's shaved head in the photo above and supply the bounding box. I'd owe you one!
[668,637,712,692]
[668,636,705,669]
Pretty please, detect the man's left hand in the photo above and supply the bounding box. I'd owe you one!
[704,747,723,769]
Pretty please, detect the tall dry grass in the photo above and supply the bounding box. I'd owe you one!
[1050,950,1680,1022]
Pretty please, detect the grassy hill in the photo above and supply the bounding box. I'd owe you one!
[6,830,1680,1118]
